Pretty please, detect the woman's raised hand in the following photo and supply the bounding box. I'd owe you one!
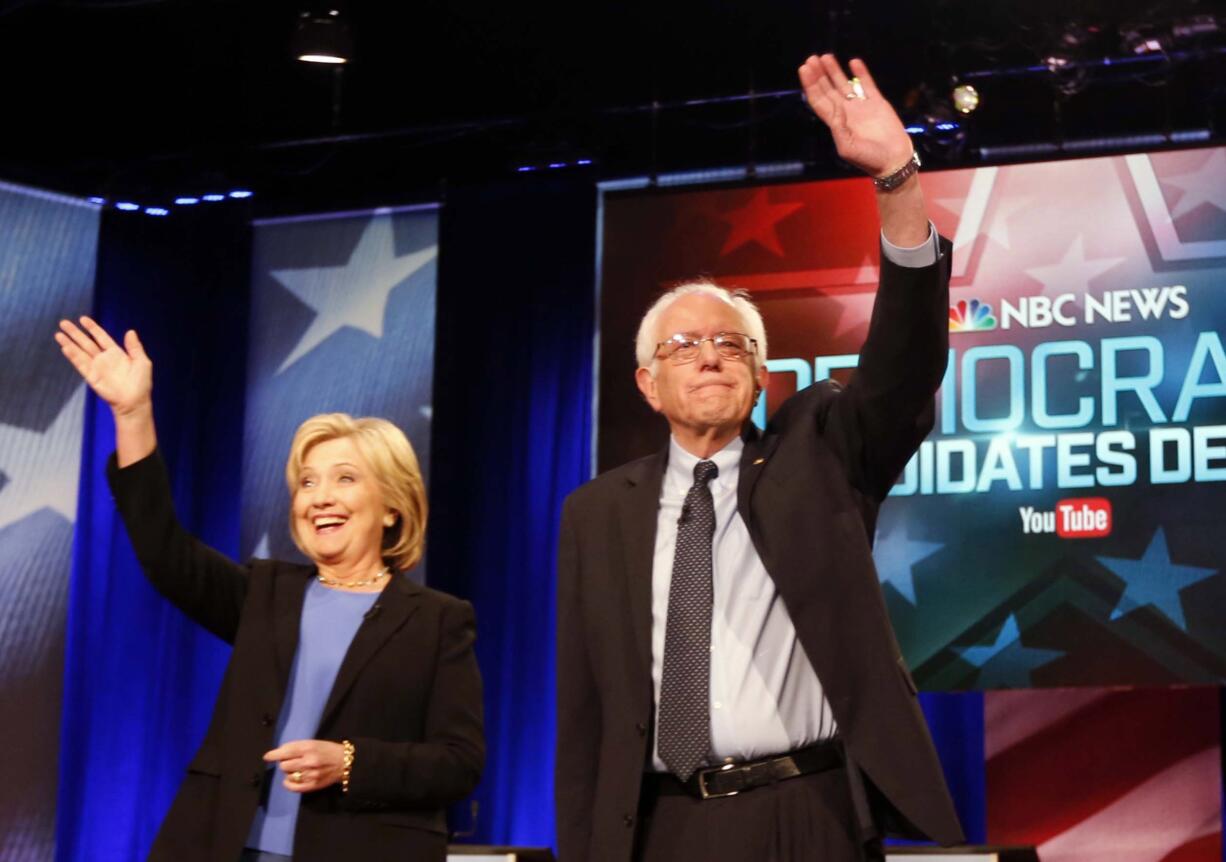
[55,317,153,416]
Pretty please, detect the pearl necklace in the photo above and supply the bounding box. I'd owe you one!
[317,566,390,589]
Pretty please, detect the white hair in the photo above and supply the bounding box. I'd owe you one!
[634,280,768,375]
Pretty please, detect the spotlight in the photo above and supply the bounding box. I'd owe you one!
[201,194,226,202]
[952,83,980,114]
[115,202,140,211]
[87,196,106,205]
[228,190,254,199]
[175,197,200,205]
[293,7,352,64]
[145,207,170,217]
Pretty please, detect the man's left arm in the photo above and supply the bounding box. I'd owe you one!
[799,55,951,497]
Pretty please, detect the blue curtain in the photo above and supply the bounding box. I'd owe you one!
[430,174,597,847]
[919,691,986,844]
[57,209,252,861]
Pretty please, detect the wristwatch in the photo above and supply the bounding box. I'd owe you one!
[873,151,921,192]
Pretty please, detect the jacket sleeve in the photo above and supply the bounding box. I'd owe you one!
[823,235,952,500]
[344,597,485,807]
[554,496,600,861]
[106,448,248,643]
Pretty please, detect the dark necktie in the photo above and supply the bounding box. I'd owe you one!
[658,458,719,782]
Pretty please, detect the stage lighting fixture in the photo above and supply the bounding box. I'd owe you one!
[293,8,352,64]
[115,202,140,211]
[952,83,980,114]
[175,197,200,205]
[228,190,254,199]
[145,207,170,217]
[87,196,105,205]
[202,193,226,202]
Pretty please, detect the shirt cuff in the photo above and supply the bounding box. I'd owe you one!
[880,222,939,268]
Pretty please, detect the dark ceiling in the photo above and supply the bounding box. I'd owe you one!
[1,0,1224,215]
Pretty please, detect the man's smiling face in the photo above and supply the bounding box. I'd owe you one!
[635,293,766,441]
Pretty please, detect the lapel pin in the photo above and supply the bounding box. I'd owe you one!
[753,457,765,465]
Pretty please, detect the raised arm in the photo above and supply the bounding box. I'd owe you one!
[797,55,950,498]
[798,54,930,248]
[55,316,156,467]
[55,316,248,641]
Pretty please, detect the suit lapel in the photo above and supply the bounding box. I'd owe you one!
[618,450,666,678]
[319,573,421,726]
[737,421,780,525]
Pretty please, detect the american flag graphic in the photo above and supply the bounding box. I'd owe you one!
[986,687,1222,861]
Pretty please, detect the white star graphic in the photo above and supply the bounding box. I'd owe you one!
[830,292,878,340]
[1023,236,1126,298]
[1161,149,1226,220]
[980,194,1032,251]
[853,254,878,284]
[272,215,437,374]
[252,531,271,559]
[954,615,1064,686]
[1098,528,1217,631]
[0,385,86,530]
[873,521,943,605]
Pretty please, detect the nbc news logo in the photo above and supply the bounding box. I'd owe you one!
[948,298,997,332]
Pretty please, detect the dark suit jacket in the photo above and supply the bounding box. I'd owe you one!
[108,450,484,862]
[556,238,964,862]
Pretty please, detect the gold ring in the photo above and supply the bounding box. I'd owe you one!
[846,78,866,100]
[291,770,304,782]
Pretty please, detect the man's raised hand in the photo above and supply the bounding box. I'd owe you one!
[798,54,914,180]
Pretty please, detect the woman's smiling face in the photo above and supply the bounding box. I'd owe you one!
[292,436,390,570]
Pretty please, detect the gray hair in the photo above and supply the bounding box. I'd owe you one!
[634,280,768,375]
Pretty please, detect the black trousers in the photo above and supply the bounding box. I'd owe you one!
[632,767,884,862]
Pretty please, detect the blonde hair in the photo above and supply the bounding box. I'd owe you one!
[285,413,428,573]
[634,280,768,375]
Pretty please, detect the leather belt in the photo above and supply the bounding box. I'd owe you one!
[644,739,844,800]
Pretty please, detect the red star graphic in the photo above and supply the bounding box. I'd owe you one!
[718,190,805,257]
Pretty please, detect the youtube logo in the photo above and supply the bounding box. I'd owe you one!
[1019,497,1113,538]
[1056,497,1113,539]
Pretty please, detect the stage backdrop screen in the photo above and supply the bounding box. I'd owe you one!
[0,181,98,860]
[597,146,1226,690]
[242,205,438,574]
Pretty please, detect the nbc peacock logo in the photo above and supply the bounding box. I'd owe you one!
[949,298,997,332]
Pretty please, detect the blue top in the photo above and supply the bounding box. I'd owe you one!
[247,578,380,854]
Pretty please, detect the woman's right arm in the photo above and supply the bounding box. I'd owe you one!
[56,316,156,467]
[56,316,248,642]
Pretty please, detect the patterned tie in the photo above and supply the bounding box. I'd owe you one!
[658,458,719,782]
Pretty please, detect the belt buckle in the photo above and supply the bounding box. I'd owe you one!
[697,762,742,799]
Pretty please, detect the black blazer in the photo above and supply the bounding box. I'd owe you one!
[108,450,484,862]
[556,239,964,862]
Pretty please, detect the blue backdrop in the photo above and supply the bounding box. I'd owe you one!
[57,208,252,862]
[430,174,597,846]
[0,182,98,862]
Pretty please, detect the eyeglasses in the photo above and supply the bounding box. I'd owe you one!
[655,332,758,364]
